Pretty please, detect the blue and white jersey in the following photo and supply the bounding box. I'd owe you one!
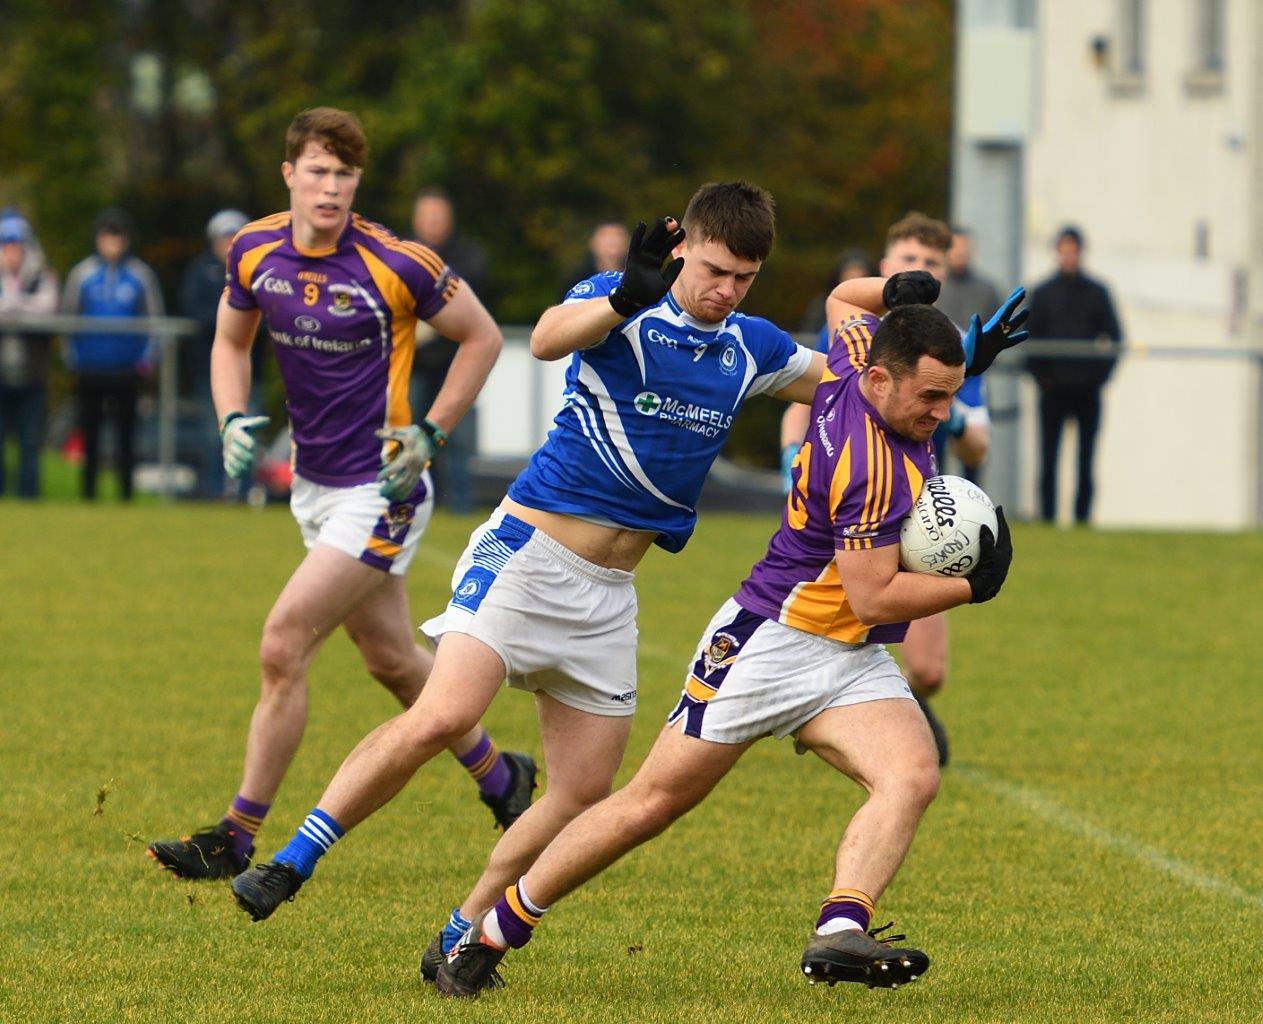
[509,271,814,552]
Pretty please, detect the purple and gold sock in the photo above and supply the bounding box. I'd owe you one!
[485,880,546,949]
[816,887,875,934]
[457,732,512,800]
[221,794,269,862]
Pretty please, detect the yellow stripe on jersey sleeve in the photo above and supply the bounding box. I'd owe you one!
[236,239,285,292]
[903,453,925,504]
[354,243,418,429]
[828,436,852,524]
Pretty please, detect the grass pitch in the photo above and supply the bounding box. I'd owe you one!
[2,503,1262,1023]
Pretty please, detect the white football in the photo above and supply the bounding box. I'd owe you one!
[899,475,998,577]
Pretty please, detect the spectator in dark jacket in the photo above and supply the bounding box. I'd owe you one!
[0,212,59,498]
[1026,226,1123,524]
[409,187,491,513]
[180,209,249,498]
[62,207,165,501]
[937,227,1001,333]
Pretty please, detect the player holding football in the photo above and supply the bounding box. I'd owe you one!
[434,271,1022,997]
[146,108,529,881]
[781,212,1023,765]
[228,182,830,934]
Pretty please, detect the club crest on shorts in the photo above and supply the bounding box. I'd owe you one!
[703,632,740,676]
[384,503,414,537]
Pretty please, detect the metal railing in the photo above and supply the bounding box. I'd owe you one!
[0,313,202,500]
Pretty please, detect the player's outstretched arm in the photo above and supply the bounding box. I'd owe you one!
[531,216,685,361]
[420,285,503,435]
[824,276,888,339]
[530,295,628,361]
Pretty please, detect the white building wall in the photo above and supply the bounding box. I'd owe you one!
[1017,0,1258,527]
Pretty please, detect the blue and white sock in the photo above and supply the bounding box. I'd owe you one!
[440,907,473,955]
[272,808,344,880]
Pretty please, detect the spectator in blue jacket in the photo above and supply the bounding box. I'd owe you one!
[62,208,165,501]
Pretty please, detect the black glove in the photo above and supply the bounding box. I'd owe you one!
[968,507,1012,604]
[608,218,687,317]
[881,270,941,310]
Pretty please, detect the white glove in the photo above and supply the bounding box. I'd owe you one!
[220,413,270,480]
[375,422,444,501]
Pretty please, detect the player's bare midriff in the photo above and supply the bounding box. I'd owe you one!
[499,497,656,572]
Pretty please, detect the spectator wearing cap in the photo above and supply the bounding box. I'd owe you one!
[61,208,165,501]
[180,209,250,498]
[1026,225,1123,524]
[0,211,59,498]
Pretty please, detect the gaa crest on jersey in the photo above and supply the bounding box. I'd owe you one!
[719,343,739,375]
[327,285,356,317]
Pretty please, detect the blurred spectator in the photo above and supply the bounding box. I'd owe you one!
[1027,225,1123,524]
[0,212,59,498]
[410,187,490,513]
[62,207,165,501]
[798,248,875,334]
[180,208,249,498]
[937,226,1001,332]
[560,219,630,295]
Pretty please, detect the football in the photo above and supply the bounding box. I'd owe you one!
[899,474,998,577]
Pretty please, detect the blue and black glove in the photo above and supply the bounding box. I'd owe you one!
[220,412,270,480]
[608,217,687,317]
[962,287,1029,377]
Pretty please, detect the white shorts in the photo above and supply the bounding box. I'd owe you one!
[420,509,639,716]
[665,597,913,744]
[290,473,433,576]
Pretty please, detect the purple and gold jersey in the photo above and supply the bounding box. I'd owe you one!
[734,314,936,644]
[225,212,460,486]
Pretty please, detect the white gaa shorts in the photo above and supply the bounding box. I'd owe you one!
[290,472,433,576]
[665,597,914,744]
[421,509,639,716]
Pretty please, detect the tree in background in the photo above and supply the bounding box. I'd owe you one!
[0,0,952,462]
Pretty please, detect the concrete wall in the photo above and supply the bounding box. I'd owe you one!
[1014,0,1259,527]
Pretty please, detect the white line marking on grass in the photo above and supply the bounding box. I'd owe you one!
[956,766,1263,911]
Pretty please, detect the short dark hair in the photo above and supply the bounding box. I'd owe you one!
[1056,225,1084,248]
[94,207,134,238]
[414,186,452,206]
[886,211,951,253]
[286,107,368,168]
[681,181,776,261]
[868,305,964,379]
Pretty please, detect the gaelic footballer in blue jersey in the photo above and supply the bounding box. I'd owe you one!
[236,184,828,949]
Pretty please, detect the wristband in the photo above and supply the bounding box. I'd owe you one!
[420,417,449,447]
